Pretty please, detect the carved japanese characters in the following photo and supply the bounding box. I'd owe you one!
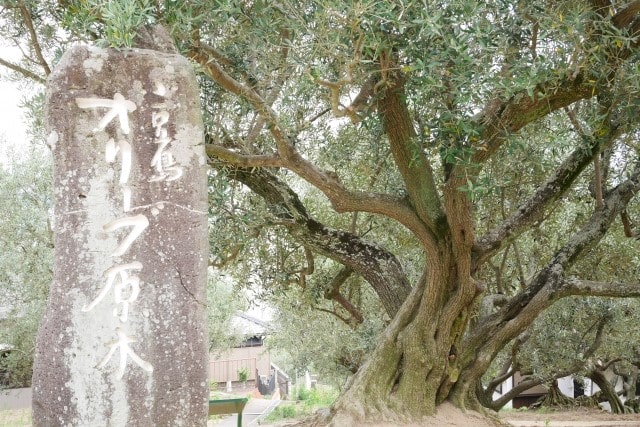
[32,45,209,426]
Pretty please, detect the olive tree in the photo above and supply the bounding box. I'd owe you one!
[5,1,640,424]
[0,148,52,388]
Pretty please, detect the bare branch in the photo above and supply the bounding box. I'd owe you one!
[18,0,51,76]
[324,267,364,326]
[561,278,640,298]
[0,57,45,84]
[474,122,619,265]
[205,145,285,168]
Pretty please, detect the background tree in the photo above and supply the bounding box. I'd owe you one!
[0,147,52,388]
[206,273,246,355]
[4,1,640,424]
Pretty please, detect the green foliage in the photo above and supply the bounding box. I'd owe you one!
[5,0,640,414]
[268,289,387,386]
[60,0,156,48]
[264,385,338,422]
[95,0,155,47]
[293,384,338,405]
[207,273,246,355]
[0,147,52,388]
[237,366,249,382]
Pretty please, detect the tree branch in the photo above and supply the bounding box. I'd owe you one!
[205,145,285,168]
[377,69,444,232]
[18,0,51,76]
[462,160,640,383]
[612,1,640,29]
[189,44,293,154]
[195,46,436,247]
[324,267,364,326]
[473,120,619,265]
[215,163,412,317]
[561,278,640,298]
[0,57,45,84]
[472,0,640,165]
[488,316,607,410]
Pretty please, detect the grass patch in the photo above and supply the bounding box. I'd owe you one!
[264,385,337,423]
[0,408,31,427]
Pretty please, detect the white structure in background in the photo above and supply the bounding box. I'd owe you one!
[492,370,628,412]
[492,375,514,409]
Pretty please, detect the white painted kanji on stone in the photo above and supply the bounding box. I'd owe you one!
[76,93,137,134]
[97,328,154,379]
[32,33,209,427]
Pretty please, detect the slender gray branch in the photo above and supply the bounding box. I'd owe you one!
[0,57,45,84]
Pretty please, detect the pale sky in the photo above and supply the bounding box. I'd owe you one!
[0,45,34,164]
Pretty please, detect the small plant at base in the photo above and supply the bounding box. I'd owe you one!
[237,367,249,382]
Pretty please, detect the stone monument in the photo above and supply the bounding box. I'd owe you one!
[32,36,209,425]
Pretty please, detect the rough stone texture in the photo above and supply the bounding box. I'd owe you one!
[32,45,209,426]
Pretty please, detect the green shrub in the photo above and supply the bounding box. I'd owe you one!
[264,403,298,422]
[264,385,338,423]
[237,367,249,382]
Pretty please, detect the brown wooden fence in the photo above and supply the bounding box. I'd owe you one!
[209,358,257,383]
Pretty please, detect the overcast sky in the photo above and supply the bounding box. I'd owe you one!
[0,45,34,164]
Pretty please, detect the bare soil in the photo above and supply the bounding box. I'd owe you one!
[5,405,640,426]
[261,404,640,427]
[502,406,640,426]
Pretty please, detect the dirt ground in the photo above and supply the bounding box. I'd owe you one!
[502,406,640,426]
[5,405,640,426]
[261,404,640,427]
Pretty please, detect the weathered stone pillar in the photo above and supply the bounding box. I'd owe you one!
[32,42,209,426]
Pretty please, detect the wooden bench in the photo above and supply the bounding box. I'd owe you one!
[208,397,249,427]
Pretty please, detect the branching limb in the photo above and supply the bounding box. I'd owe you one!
[288,246,315,288]
[378,69,444,233]
[473,121,620,265]
[210,226,261,268]
[561,278,640,298]
[565,106,605,209]
[462,160,640,387]
[472,0,640,164]
[214,163,411,317]
[245,28,293,145]
[323,267,364,326]
[488,317,608,410]
[0,57,45,84]
[205,145,285,168]
[621,210,639,238]
[194,46,435,247]
[312,33,375,123]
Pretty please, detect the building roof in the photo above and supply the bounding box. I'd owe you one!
[232,311,272,337]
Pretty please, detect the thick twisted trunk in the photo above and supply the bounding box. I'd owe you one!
[326,249,487,425]
[589,369,626,414]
